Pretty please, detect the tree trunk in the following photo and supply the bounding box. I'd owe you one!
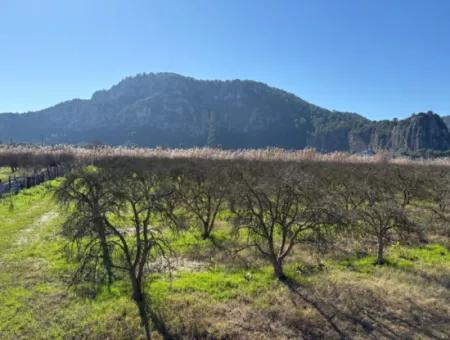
[376,234,385,265]
[272,258,286,280]
[97,221,114,285]
[201,222,211,240]
[130,274,151,340]
[402,191,410,207]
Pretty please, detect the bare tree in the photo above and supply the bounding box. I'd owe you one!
[56,166,115,285]
[423,166,450,239]
[391,164,425,208]
[176,161,229,239]
[351,167,418,265]
[231,162,336,279]
[57,165,175,340]
[427,166,450,216]
[105,167,174,339]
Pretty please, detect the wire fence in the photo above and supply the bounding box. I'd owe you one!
[0,166,64,197]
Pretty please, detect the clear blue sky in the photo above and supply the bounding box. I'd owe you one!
[1,0,449,120]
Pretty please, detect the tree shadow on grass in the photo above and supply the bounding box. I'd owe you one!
[335,293,449,339]
[282,277,351,340]
[296,274,450,340]
[148,303,180,340]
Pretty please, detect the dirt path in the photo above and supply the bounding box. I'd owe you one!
[15,211,58,246]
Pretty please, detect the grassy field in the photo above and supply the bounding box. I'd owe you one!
[0,182,449,339]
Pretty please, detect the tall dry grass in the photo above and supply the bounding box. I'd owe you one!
[1,144,450,168]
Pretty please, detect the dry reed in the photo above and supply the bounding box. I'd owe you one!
[1,144,450,168]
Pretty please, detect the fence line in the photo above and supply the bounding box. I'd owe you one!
[0,166,64,197]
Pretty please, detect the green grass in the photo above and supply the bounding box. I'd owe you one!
[150,267,276,303]
[390,242,450,264]
[0,182,144,339]
[168,226,231,255]
[0,181,59,249]
[0,182,449,339]
[335,242,450,273]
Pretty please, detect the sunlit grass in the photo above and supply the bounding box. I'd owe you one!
[150,267,276,303]
[0,180,449,339]
[334,242,450,273]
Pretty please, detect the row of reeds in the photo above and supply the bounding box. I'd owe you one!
[1,144,450,168]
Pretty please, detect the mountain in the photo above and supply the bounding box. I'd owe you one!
[349,112,450,153]
[0,72,449,153]
[443,116,450,130]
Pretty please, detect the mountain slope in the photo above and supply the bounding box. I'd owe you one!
[0,73,449,152]
[350,112,450,152]
[442,116,450,130]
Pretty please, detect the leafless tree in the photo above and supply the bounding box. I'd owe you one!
[57,164,176,340]
[391,164,425,208]
[175,161,229,239]
[231,162,338,279]
[56,166,115,285]
[351,166,418,264]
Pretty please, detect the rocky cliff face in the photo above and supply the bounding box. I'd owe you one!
[0,73,449,153]
[349,112,450,152]
[443,116,450,130]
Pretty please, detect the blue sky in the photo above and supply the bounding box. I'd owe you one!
[0,0,449,120]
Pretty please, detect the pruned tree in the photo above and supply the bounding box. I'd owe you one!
[427,166,450,216]
[56,166,115,286]
[231,162,337,279]
[57,164,176,340]
[175,161,229,239]
[351,166,418,265]
[391,164,425,208]
[423,166,450,239]
[104,166,174,339]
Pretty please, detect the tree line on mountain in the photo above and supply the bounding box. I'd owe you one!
[53,157,449,339]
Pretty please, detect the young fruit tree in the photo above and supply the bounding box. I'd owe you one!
[175,161,229,239]
[57,164,176,340]
[351,166,418,265]
[56,166,115,286]
[231,162,338,279]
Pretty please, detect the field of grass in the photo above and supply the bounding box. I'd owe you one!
[0,182,449,339]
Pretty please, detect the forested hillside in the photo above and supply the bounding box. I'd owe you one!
[1,73,449,153]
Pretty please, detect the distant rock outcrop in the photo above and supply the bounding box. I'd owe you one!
[349,112,450,152]
[443,115,450,130]
[0,73,449,153]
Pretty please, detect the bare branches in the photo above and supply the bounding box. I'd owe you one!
[56,165,177,340]
[230,162,339,279]
[51,148,446,338]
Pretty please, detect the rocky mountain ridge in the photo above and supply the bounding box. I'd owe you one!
[442,116,450,130]
[0,72,449,153]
